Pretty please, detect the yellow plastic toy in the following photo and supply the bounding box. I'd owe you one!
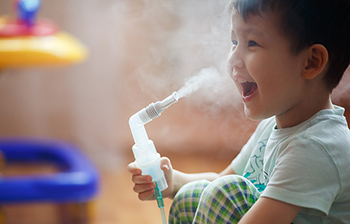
[0,0,87,68]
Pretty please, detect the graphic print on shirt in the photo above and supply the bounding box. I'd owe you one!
[243,139,268,192]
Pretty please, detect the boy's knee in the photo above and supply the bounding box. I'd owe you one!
[200,175,259,206]
[202,175,246,192]
[173,179,211,204]
[169,180,210,223]
[193,175,260,223]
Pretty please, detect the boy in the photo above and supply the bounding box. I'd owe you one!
[128,0,350,223]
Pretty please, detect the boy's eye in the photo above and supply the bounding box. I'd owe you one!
[248,40,259,47]
[231,40,238,46]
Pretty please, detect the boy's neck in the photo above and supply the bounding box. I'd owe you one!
[275,91,333,129]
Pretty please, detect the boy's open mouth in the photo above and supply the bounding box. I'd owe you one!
[241,81,258,97]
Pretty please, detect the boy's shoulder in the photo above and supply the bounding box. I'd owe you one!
[303,105,350,142]
[250,106,350,154]
[260,105,349,137]
[275,106,350,168]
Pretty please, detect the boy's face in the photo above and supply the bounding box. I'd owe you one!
[227,11,309,123]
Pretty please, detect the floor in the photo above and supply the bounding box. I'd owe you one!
[1,151,233,224]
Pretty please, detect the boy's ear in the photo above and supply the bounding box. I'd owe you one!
[302,44,328,80]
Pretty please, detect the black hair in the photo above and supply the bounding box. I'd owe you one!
[230,0,350,91]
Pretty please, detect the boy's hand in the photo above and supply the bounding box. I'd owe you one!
[127,157,174,201]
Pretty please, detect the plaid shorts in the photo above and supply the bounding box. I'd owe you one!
[168,175,260,224]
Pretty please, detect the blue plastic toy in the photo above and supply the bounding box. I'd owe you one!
[16,0,41,27]
[0,138,99,203]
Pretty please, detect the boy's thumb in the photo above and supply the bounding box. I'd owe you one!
[160,157,171,171]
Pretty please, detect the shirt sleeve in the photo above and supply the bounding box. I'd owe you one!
[261,136,340,216]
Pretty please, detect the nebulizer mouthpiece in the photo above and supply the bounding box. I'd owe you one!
[129,92,178,192]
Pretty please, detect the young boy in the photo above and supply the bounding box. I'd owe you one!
[128,0,350,223]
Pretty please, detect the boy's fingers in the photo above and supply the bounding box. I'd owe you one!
[133,182,156,194]
[127,162,142,175]
[132,174,152,184]
[160,157,171,170]
[138,189,156,201]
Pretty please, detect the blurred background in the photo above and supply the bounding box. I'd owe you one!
[0,0,349,223]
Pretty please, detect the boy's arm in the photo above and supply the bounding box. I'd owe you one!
[238,197,301,224]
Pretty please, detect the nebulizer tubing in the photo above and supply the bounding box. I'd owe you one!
[155,183,167,224]
[129,92,178,224]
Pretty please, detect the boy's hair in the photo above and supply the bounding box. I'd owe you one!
[230,0,350,91]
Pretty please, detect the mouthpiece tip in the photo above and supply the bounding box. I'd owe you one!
[172,92,179,102]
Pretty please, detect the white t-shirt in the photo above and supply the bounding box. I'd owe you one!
[232,106,350,223]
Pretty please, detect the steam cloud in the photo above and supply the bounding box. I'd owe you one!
[177,67,224,99]
[125,0,240,113]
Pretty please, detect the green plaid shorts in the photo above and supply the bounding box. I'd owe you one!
[169,175,260,224]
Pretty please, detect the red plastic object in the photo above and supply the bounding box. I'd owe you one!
[0,18,57,37]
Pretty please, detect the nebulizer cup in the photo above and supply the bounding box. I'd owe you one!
[131,139,168,191]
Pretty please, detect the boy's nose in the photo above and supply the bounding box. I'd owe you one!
[227,46,244,73]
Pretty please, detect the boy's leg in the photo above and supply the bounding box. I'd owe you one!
[193,175,260,224]
[169,180,210,224]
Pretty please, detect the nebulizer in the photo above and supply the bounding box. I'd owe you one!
[129,92,178,224]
